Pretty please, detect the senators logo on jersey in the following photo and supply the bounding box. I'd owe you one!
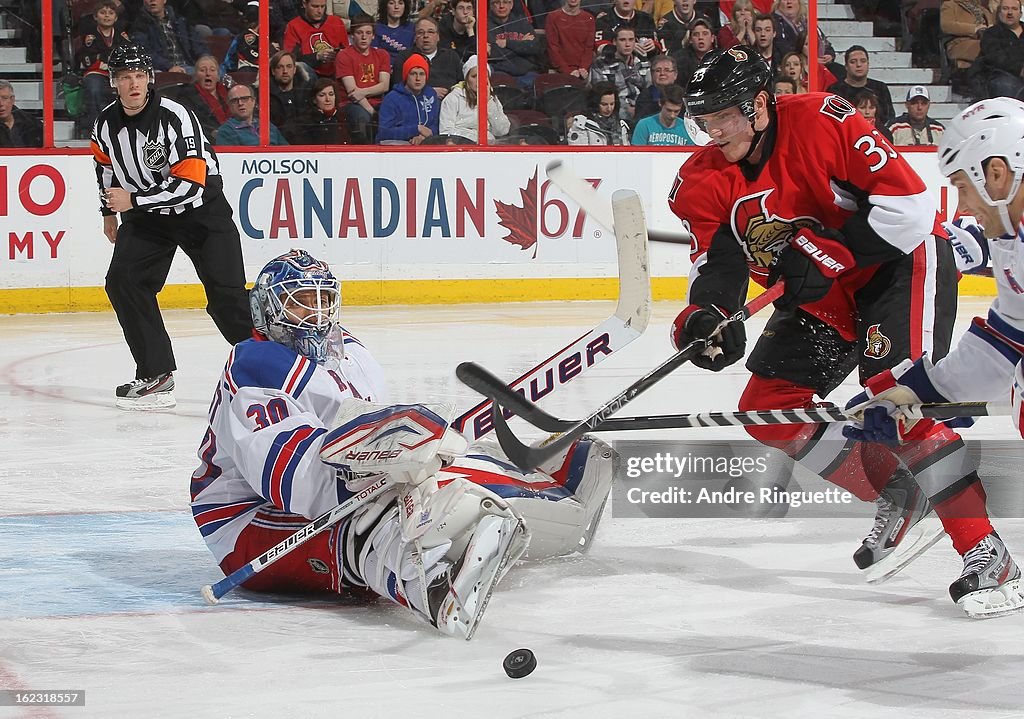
[864,323,892,359]
[730,189,818,272]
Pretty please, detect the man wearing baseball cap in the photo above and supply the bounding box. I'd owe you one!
[887,85,945,146]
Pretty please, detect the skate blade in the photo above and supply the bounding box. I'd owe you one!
[957,577,1024,619]
[116,393,176,411]
[863,514,945,585]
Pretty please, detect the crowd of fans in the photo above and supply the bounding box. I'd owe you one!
[5,0,1024,147]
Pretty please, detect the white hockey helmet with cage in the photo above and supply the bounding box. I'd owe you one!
[250,249,341,364]
[937,97,1024,235]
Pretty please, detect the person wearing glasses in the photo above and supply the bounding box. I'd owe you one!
[214,83,289,145]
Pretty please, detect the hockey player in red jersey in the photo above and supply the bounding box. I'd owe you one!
[668,47,1014,614]
[192,249,615,638]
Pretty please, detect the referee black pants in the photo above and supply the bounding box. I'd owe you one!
[105,194,252,379]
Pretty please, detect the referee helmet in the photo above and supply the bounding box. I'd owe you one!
[107,43,155,89]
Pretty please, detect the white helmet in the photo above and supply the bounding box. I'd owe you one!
[937,97,1024,235]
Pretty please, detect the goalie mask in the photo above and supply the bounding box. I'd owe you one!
[250,249,341,364]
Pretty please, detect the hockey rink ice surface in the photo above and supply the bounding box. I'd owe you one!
[2,298,1023,719]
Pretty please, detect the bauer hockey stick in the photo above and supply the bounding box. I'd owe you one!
[453,368,1013,432]
[453,186,652,441]
[462,283,786,471]
[546,160,693,245]
[201,476,396,604]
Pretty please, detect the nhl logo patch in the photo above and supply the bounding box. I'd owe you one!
[864,323,891,359]
[307,558,330,574]
[141,140,167,170]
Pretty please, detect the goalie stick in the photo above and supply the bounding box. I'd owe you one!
[203,179,651,605]
[453,186,652,441]
[461,283,786,471]
[454,366,1011,432]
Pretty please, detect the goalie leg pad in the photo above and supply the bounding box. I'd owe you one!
[346,477,529,638]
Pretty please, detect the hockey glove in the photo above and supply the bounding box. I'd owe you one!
[670,303,745,371]
[943,216,990,275]
[843,357,971,445]
[768,225,854,312]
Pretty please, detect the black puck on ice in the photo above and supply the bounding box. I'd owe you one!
[503,648,537,678]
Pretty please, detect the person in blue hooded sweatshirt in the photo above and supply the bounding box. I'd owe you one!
[376,53,440,144]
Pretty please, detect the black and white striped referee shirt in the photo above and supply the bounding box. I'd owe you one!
[91,89,222,216]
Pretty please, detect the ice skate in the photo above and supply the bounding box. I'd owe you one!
[950,533,1024,619]
[115,373,175,410]
[853,468,944,584]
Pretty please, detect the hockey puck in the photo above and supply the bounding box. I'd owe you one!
[502,648,537,678]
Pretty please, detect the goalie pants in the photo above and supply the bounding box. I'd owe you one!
[104,193,252,379]
[736,236,992,551]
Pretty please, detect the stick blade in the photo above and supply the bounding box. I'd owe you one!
[610,189,652,330]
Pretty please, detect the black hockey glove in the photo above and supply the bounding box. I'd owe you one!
[768,225,854,312]
[670,304,745,372]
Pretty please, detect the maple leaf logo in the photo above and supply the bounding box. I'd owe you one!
[495,169,539,258]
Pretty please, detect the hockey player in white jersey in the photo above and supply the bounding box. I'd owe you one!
[191,249,615,638]
[844,97,1024,618]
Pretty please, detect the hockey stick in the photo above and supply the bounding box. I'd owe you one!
[452,186,652,441]
[201,476,395,604]
[546,160,692,246]
[454,367,1012,432]
[463,284,785,470]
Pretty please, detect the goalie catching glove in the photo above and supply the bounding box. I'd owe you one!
[320,399,469,490]
[671,303,745,371]
[769,225,853,312]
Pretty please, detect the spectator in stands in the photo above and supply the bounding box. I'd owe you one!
[595,0,660,58]
[439,54,510,141]
[270,0,303,43]
[656,0,712,55]
[941,0,994,75]
[773,75,798,94]
[886,85,945,145]
[336,15,392,143]
[853,89,894,142]
[377,54,440,143]
[397,17,465,96]
[75,0,132,134]
[76,0,130,37]
[0,80,42,148]
[672,17,715,85]
[284,0,350,78]
[178,54,230,139]
[794,29,843,86]
[780,47,835,92]
[295,77,347,143]
[631,82,693,144]
[576,81,630,144]
[221,1,278,74]
[215,83,289,144]
[980,0,1024,99]
[269,50,313,140]
[486,0,543,88]
[590,25,652,119]
[130,0,208,72]
[182,0,247,38]
[634,53,676,117]
[827,45,896,125]
[328,0,378,27]
[771,0,833,59]
[717,0,756,48]
[546,0,596,78]
[439,0,477,59]
[751,13,780,73]
[376,0,417,67]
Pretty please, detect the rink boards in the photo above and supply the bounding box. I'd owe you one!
[0,149,991,313]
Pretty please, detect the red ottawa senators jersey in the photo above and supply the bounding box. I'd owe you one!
[668,92,944,341]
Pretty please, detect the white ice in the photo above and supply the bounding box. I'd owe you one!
[1,299,1023,719]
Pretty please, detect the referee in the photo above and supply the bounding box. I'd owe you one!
[92,44,252,411]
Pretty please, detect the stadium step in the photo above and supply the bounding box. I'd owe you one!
[869,51,912,69]
[872,67,936,84]
[889,83,953,103]
[819,4,855,19]
[820,19,875,36]
[830,35,897,52]
[928,102,967,121]
[0,45,24,62]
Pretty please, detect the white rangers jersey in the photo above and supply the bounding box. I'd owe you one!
[191,331,387,562]
[930,217,1024,401]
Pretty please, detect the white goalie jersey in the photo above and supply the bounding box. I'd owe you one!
[190,331,388,562]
